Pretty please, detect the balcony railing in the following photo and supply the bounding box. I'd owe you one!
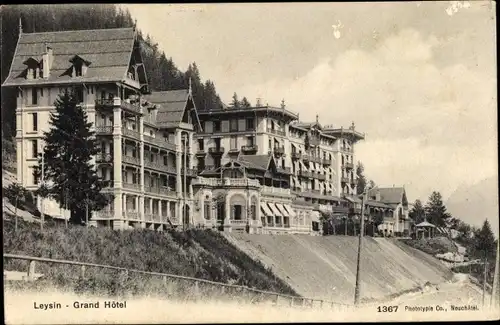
[144,160,165,171]
[308,137,320,146]
[241,145,258,152]
[191,177,260,187]
[143,134,176,151]
[94,210,114,219]
[95,98,140,114]
[273,146,285,155]
[299,170,312,178]
[208,147,225,154]
[123,183,140,191]
[310,156,322,164]
[145,186,176,197]
[341,177,350,183]
[322,158,332,166]
[266,128,286,136]
[316,173,326,181]
[122,127,140,139]
[350,178,357,185]
[261,186,291,196]
[124,211,140,220]
[181,168,198,177]
[341,147,352,152]
[96,153,113,163]
[196,150,206,156]
[122,155,140,166]
[291,152,301,160]
[95,126,113,135]
[345,162,354,169]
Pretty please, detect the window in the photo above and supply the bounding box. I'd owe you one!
[230,119,238,132]
[40,88,43,97]
[31,140,38,158]
[247,136,254,146]
[230,136,237,149]
[75,63,82,77]
[75,86,84,103]
[246,118,254,130]
[32,167,39,185]
[214,121,221,132]
[101,141,106,155]
[31,88,38,105]
[251,204,257,220]
[233,205,242,220]
[198,139,204,150]
[31,113,38,131]
[198,157,205,172]
[214,158,221,168]
[204,201,211,220]
[163,156,168,166]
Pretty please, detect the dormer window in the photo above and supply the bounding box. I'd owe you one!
[69,55,91,78]
[23,57,41,80]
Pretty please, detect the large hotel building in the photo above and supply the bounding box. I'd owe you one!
[2,27,412,236]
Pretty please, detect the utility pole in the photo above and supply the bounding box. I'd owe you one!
[482,257,488,307]
[491,239,499,309]
[354,188,367,305]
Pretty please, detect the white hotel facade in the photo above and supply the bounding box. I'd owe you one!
[3,26,411,235]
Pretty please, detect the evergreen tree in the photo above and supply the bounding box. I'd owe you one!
[34,90,112,225]
[424,191,451,227]
[409,199,426,224]
[240,97,251,108]
[231,92,240,108]
[472,219,496,260]
[356,162,367,195]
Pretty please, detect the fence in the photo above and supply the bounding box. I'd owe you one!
[3,253,352,310]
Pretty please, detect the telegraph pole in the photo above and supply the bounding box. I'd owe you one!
[354,188,367,305]
[482,257,488,307]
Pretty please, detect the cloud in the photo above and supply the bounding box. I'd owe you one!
[235,28,497,200]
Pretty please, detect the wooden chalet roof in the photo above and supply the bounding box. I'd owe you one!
[368,187,406,204]
[144,89,201,129]
[2,28,140,87]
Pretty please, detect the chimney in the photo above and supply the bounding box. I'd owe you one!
[256,98,261,106]
[42,44,53,78]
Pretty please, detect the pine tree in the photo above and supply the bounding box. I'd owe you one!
[424,191,451,227]
[34,90,112,225]
[472,219,496,260]
[240,97,251,108]
[409,199,426,224]
[356,162,367,195]
[231,92,240,108]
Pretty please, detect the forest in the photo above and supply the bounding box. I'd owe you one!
[0,4,224,140]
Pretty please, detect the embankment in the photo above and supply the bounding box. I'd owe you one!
[223,233,454,303]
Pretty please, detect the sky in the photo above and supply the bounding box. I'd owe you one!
[124,1,497,204]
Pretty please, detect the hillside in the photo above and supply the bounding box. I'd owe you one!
[223,233,454,303]
[446,176,499,237]
[3,218,296,298]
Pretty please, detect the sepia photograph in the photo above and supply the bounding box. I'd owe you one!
[1,2,498,323]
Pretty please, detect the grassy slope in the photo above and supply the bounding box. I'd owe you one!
[3,218,297,298]
[224,233,454,303]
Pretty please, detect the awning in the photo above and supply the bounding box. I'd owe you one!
[276,203,289,217]
[345,196,362,204]
[260,202,274,216]
[310,211,321,223]
[268,203,283,217]
[283,204,296,217]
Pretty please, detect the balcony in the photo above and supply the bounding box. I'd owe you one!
[94,210,114,219]
[143,134,176,151]
[322,158,332,166]
[266,128,286,136]
[124,210,140,220]
[122,183,140,191]
[95,126,113,135]
[272,146,285,156]
[196,150,206,156]
[144,160,165,171]
[310,156,322,164]
[181,168,198,177]
[332,206,350,214]
[96,153,113,163]
[302,155,310,162]
[121,127,140,140]
[341,147,352,153]
[261,186,291,196]
[291,152,301,160]
[191,177,260,188]
[122,155,140,166]
[308,137,320,146]
[241,145,258,153]
[317,173,326,181]
[145,186,176,197]
[299,170,312,178]
[208,147,225,155]
[350,178,357,186]
[228,148,240,155]
[341,177,350,183]
[345,162,354,169]
[95,98,140,114]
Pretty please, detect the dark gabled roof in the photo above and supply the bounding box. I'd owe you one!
[368,187,406,204]
[2,28,136,87]
[144,89,201,130]
[366,200,393,209]
[238,154,272,171]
